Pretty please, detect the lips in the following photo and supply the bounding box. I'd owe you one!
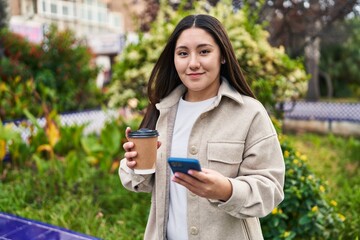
[187,72,204,79]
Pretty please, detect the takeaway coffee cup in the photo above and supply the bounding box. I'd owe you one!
[128,128,159,174]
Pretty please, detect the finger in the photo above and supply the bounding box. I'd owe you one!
[172,174,203,196]
[157,141,161,149]
[124,151,137,159]
[172,174,192,188]
[173,172,201,186]
[127,160,137,169]
[123,141,134,152]
[188,170,207,182]
[199,168,213,174]
[173,173,214,199]
[125,127,131,140]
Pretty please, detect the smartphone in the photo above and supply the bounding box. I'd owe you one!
[168,157,202,174]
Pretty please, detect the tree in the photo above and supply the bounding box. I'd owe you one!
[139,0,202,31]
[0,0,8,59]
[0,26,103,120]
[320,17,360,98]
[0,0,8,29]
[255,0,360,101]
[138,0,160,32]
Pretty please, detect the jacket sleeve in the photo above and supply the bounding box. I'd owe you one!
[217,112,285,218]
[119,158,155,193]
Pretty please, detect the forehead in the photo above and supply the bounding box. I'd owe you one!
[176,27,217,47]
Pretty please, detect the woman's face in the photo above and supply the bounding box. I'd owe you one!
[174,27,222,102]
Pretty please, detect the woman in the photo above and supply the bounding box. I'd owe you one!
[119,14,285,240]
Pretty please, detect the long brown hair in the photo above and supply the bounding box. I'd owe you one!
[140,14,255,129]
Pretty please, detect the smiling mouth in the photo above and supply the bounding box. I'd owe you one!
[187,73,203,79]
[187,73,204,76]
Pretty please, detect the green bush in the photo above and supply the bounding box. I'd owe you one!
[1,109,143,173]
[284,133,360,239]
[0,26,103,121]
[261,137,345,239]
[108,0,308,110]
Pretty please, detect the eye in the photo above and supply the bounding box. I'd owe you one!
[176,51,188,57]
[200,49,210,55]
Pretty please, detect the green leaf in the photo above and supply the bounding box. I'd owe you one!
[81,137,103,155]
[299,215,312,225]
[23,109,42,129]
[100,121,121,156]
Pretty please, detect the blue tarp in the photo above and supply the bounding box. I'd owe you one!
[0,212,101,240]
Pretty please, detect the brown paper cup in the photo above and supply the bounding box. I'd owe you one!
[128,128,159,174]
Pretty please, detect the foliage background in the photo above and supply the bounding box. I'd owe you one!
[0,0,8,29]
[320,17,360,99]
[1,0,358,239]
[0,25,104,121]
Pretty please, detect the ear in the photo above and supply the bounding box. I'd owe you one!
[221,58,226,64]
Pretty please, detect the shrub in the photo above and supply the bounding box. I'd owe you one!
[284,133,360,239]
[40,25,103,112]
[1,109,143,173]
[0,26,103,121]
[108,0,308,110]
[0,75,40,120]
[260,137,345,239]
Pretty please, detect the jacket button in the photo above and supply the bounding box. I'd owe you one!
[190,226,199,235]
[190,145,198,155]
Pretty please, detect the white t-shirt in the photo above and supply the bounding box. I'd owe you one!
[167,96,216,240]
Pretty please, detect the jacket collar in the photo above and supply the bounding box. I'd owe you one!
[156,77,244,110]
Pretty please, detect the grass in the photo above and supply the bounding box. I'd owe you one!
[0,167,150,240]
[283,133,360,191]
[283,132,360,238]
[1,132,359,239]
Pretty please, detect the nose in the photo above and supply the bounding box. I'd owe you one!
[189,54,200,70]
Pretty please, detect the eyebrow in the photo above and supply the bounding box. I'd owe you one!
[175,43,214,50]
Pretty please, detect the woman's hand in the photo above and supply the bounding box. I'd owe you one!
[123,127,161,170]
[171,168,233,202]
[123,127,137,169]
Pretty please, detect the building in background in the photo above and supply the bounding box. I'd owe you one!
[6,0,146,88]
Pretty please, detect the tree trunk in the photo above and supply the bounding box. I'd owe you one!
[305,36,321,101]
[32,0,38,14]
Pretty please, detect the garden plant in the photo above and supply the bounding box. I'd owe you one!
[0,25,104,121]
[0,0,356,239]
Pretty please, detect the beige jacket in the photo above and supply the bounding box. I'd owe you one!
[119,79,285,240]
